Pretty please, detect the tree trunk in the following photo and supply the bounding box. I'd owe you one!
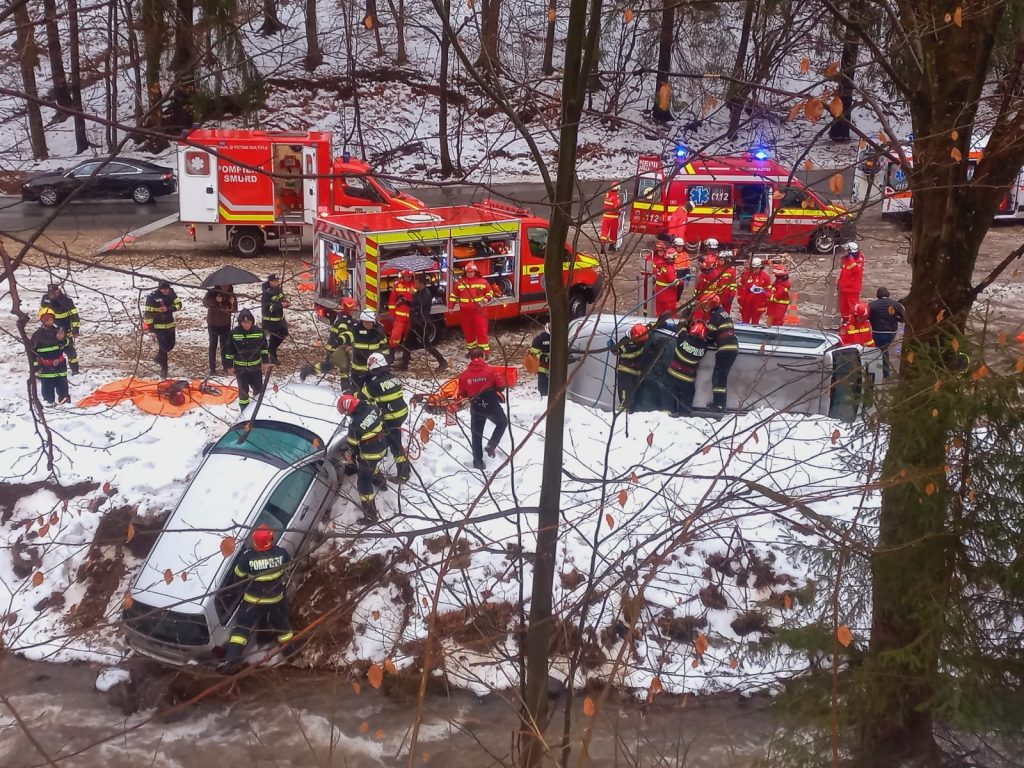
[169,0,195,71]
[475,0,502,76]
[41,0,72,112]
[438,0,454,177]
[142,0,166,128]
[303,0,324,71]
[395,0,408,64]
[725,0,756,139]
[651,0,674,122]
[828,0,861,142]
[14,0,48,159]
[364,0,385,57]
[106,0,118,151]
[259,0,286,35]
[67,0,89,152]
[542,2,556,75]
[520,0,603,763]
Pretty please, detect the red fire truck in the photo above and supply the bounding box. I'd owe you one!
[629,152,850,253]
[313,201,604,342]
[176,128,425,257]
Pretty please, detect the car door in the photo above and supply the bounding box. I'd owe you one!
[100,162,137,197]
[65,161,104,198]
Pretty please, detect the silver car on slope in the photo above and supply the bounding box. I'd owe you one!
[122,383,348,665]
[567,313,882,420]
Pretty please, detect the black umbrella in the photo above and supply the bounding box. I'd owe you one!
[200,265,261,288]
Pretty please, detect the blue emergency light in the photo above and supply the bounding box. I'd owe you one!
[752,147,771,161]
[674,144,689,161]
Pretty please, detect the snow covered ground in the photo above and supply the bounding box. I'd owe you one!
[1,260,880,698]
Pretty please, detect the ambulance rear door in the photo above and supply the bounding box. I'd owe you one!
[177,146,219,223]
[302,146,318,224]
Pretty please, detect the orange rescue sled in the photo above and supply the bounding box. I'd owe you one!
[77,377,238,417]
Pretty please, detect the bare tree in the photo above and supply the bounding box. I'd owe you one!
[475,0,502,76]
[303,0,324,71]
[41,0,72,111]
[13,0,48,159]
[142,0,167,128]
[67,0,90,151]
[542,1,557,75]
[259,0,286,35]
[827,0,861,142]
[438,0,455,176]
[651,0,674,122]
[725,0,756,138]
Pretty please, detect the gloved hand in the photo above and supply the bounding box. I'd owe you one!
[299,363,316,382]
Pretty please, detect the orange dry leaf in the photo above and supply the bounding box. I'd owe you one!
[359,721,370,734]
[38,524,50,538]
[998,332,1007,346]
[1015,357,1024,374]
[783,593,794,610]
[647,676,664,703]
[691,657,699,669]
[926,482,937,496]
[836,625,854,647]
[825,61,840,78]
[617,489,628,508]
[372,610,381,621]
[944,12,952,21]
[829,173,844,194]
[103,481,113,495]
[646,432,654,447]
[363,14,374,28]
[831,429,841,444]
[605,513,615,530]
[163,569,174,585]
[907,351,915,364]
[828,96,844,118]
[220,536,236,557]
[419,425,431,444]
[729,657,739,669]
[951,337,960,352]
[424,418,436,431]
[951,147,963,162]
[124,593,134,610]
[787,101,804,122]
[374,729,384,740]
[932,408,940,418]
[367,663,384,689]
[384,658,397,674]
[695,632,709,656]
[971,364,989,381]
[32,572,44,587]
[954,6,963,26]
[630,472,639,484]
[623,7,635,22]
[352,680,362,695]
[126,522,136,543]
[702,445,712,455]
[799,57,810,73]
[804,159,814,170]
[951,129,960,141]
[547,6,556,21]
[583,696,596,716]
[804,98,824,123]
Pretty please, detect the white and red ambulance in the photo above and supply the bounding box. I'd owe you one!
[176,128,425,256]
[628,152,850,253]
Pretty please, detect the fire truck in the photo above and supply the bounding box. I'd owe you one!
[312,201,604,342]
[852,135,1024,221]
[176,129,425,257]
[629,152,850,253]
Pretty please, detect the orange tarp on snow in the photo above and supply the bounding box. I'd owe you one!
[77,377,238,417]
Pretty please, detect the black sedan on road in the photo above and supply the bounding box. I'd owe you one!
[21,158,176,206]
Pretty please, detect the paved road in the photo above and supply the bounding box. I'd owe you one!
[0,169,852,235]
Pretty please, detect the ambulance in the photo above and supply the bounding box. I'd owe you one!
[853,136,1024,221]
[312,201,604,343]
[628,152,850,253]
[176,128,425,256]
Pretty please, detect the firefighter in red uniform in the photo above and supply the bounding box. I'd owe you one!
[839,303,876,346]
[766,267,792,327]
[652,246,678,317]
[695,254,737,312]
[452,262,495,354]
[600,185,622,252]
[717,252,739,313]
[387,269,417,349]
[738,257,771,324]
[667,201,689,242]
[837,241,865,322]
[457,349,508,470]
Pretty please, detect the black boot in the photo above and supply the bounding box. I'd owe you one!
[357,499,379,524]
[485,440,499,458]
[472,458,486,471]
[160,364,169,379]
[396,460,411,483]
[373,473,388,490]
[299,364,315,382]
[70,363,80,375]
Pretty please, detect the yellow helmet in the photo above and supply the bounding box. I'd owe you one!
[38,306,56,319]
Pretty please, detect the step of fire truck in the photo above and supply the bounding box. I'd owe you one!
[277,227,304,253]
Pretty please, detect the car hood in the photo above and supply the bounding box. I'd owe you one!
[25,171,68,186]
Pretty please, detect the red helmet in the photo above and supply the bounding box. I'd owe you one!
[252,524,274,551]
[340,296,357,312]
[337,393,360,415]
[853,302,869,319]
[702,255,720,271]
[630,323,649,342]
[701,293,722,310]
[464,262,479,275]
[400,269,414,281]
[690,321,708,340]
[773,267,788,278]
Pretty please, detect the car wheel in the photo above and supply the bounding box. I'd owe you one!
[38,186,59,207]
[568,289,589,319]
[811,228,838,254]
[131,185,153,204]
[231,228,265,258]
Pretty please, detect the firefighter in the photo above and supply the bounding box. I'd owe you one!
[837,241,865,322]
[666,200,689,243]
[40,283,80,374]
[600,184,622,252]
[202,284,236,375]
[452,262,494,354]
[397,274,447,373]
[652,244,678,318]
[360,352,411,483]
[666,317,708,416]
[31,307,71,406]
[613,322,653,412]
[671,237,692,299]
[700,238,720,267]
[300,297,359,383]
[348,309,390,387]
[337,392,389,523]
[261,273,290,364]
[528,323,551,396]
[387,269,417,350]
[766,267,792,327]
[226,309,270,409]
[716,252,739,313]
[705,294,738,411]
[738,257,771,324]
[695,254,737,311]
[839,302,876,347]
[144,280,182,379]
[457,349,508,471]
[223,524,296,672]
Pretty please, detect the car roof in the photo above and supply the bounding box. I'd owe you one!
[241,382,343,443]
[131,453,282,612]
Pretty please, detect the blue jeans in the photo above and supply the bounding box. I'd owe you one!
[873,331,897,378]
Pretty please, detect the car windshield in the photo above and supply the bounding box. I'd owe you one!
[211,420,320,468]
[735,328,828,349]
[124,601,210,646]
[372,174,399,196]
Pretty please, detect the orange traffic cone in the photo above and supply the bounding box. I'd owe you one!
[784,291,800,325]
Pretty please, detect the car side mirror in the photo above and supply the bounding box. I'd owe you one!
[202,441,215,456]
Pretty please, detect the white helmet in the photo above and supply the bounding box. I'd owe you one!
[367,352,389,370]
[359,309,376,323]
[720,250,734,260]
[673,237,685,247]
[751,257,763,268]
[704,238,720,250]
[846,241,860,253]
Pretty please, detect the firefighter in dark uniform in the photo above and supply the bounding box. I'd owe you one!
[528,323,551,396]
[612,323,654,413]
[666,318,709,416]
[360,353,411,482]
[226,309,270,409]
[300,296,359,384]
[223,524,296,672]
[41,283,80,374]
[31,307,71,405]
[705,293,738,411]
[337,392,389,523]
[457,349,508,471]
[347,310,389,387]
[397,274,447,372]
[261,273,290,364]
[144,280,182,378]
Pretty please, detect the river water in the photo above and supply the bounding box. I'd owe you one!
[0,657,782,767]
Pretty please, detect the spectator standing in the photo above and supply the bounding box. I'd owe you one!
[202,285,237,375]
[868,287,905,378]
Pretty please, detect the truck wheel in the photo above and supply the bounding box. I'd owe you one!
[568,289,589,319]
[231,228,265,258]
[810,228,838,254]
[422,319,444,348]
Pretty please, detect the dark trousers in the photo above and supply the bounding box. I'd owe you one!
[154,329,175,370]
[615,371,639,412]
[470,397,508,462]
[265,321,288,358]
[40,376,69,404]
[208,326,231,372]
[667,375,696,415]
[873,331,897,378]
[711,349,737,409]
[356,455,383,501]
[399,323,446,367]
[537,372,549,397]
[384,418,406,460]
[226,600,294,661]
[676,269,691,300]
[235,366,264,407]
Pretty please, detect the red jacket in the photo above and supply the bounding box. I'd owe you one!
[769,278,791,307]
[653,256,676,287]
[739,268,771,306]
[603,189,620,218]
[453,276,494,310]
[457,358,506,399]
[667,205,688,239]
[388,278,417,318]
[696,266,737,304]
[840,321,875,347]
[837,253,864,293]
